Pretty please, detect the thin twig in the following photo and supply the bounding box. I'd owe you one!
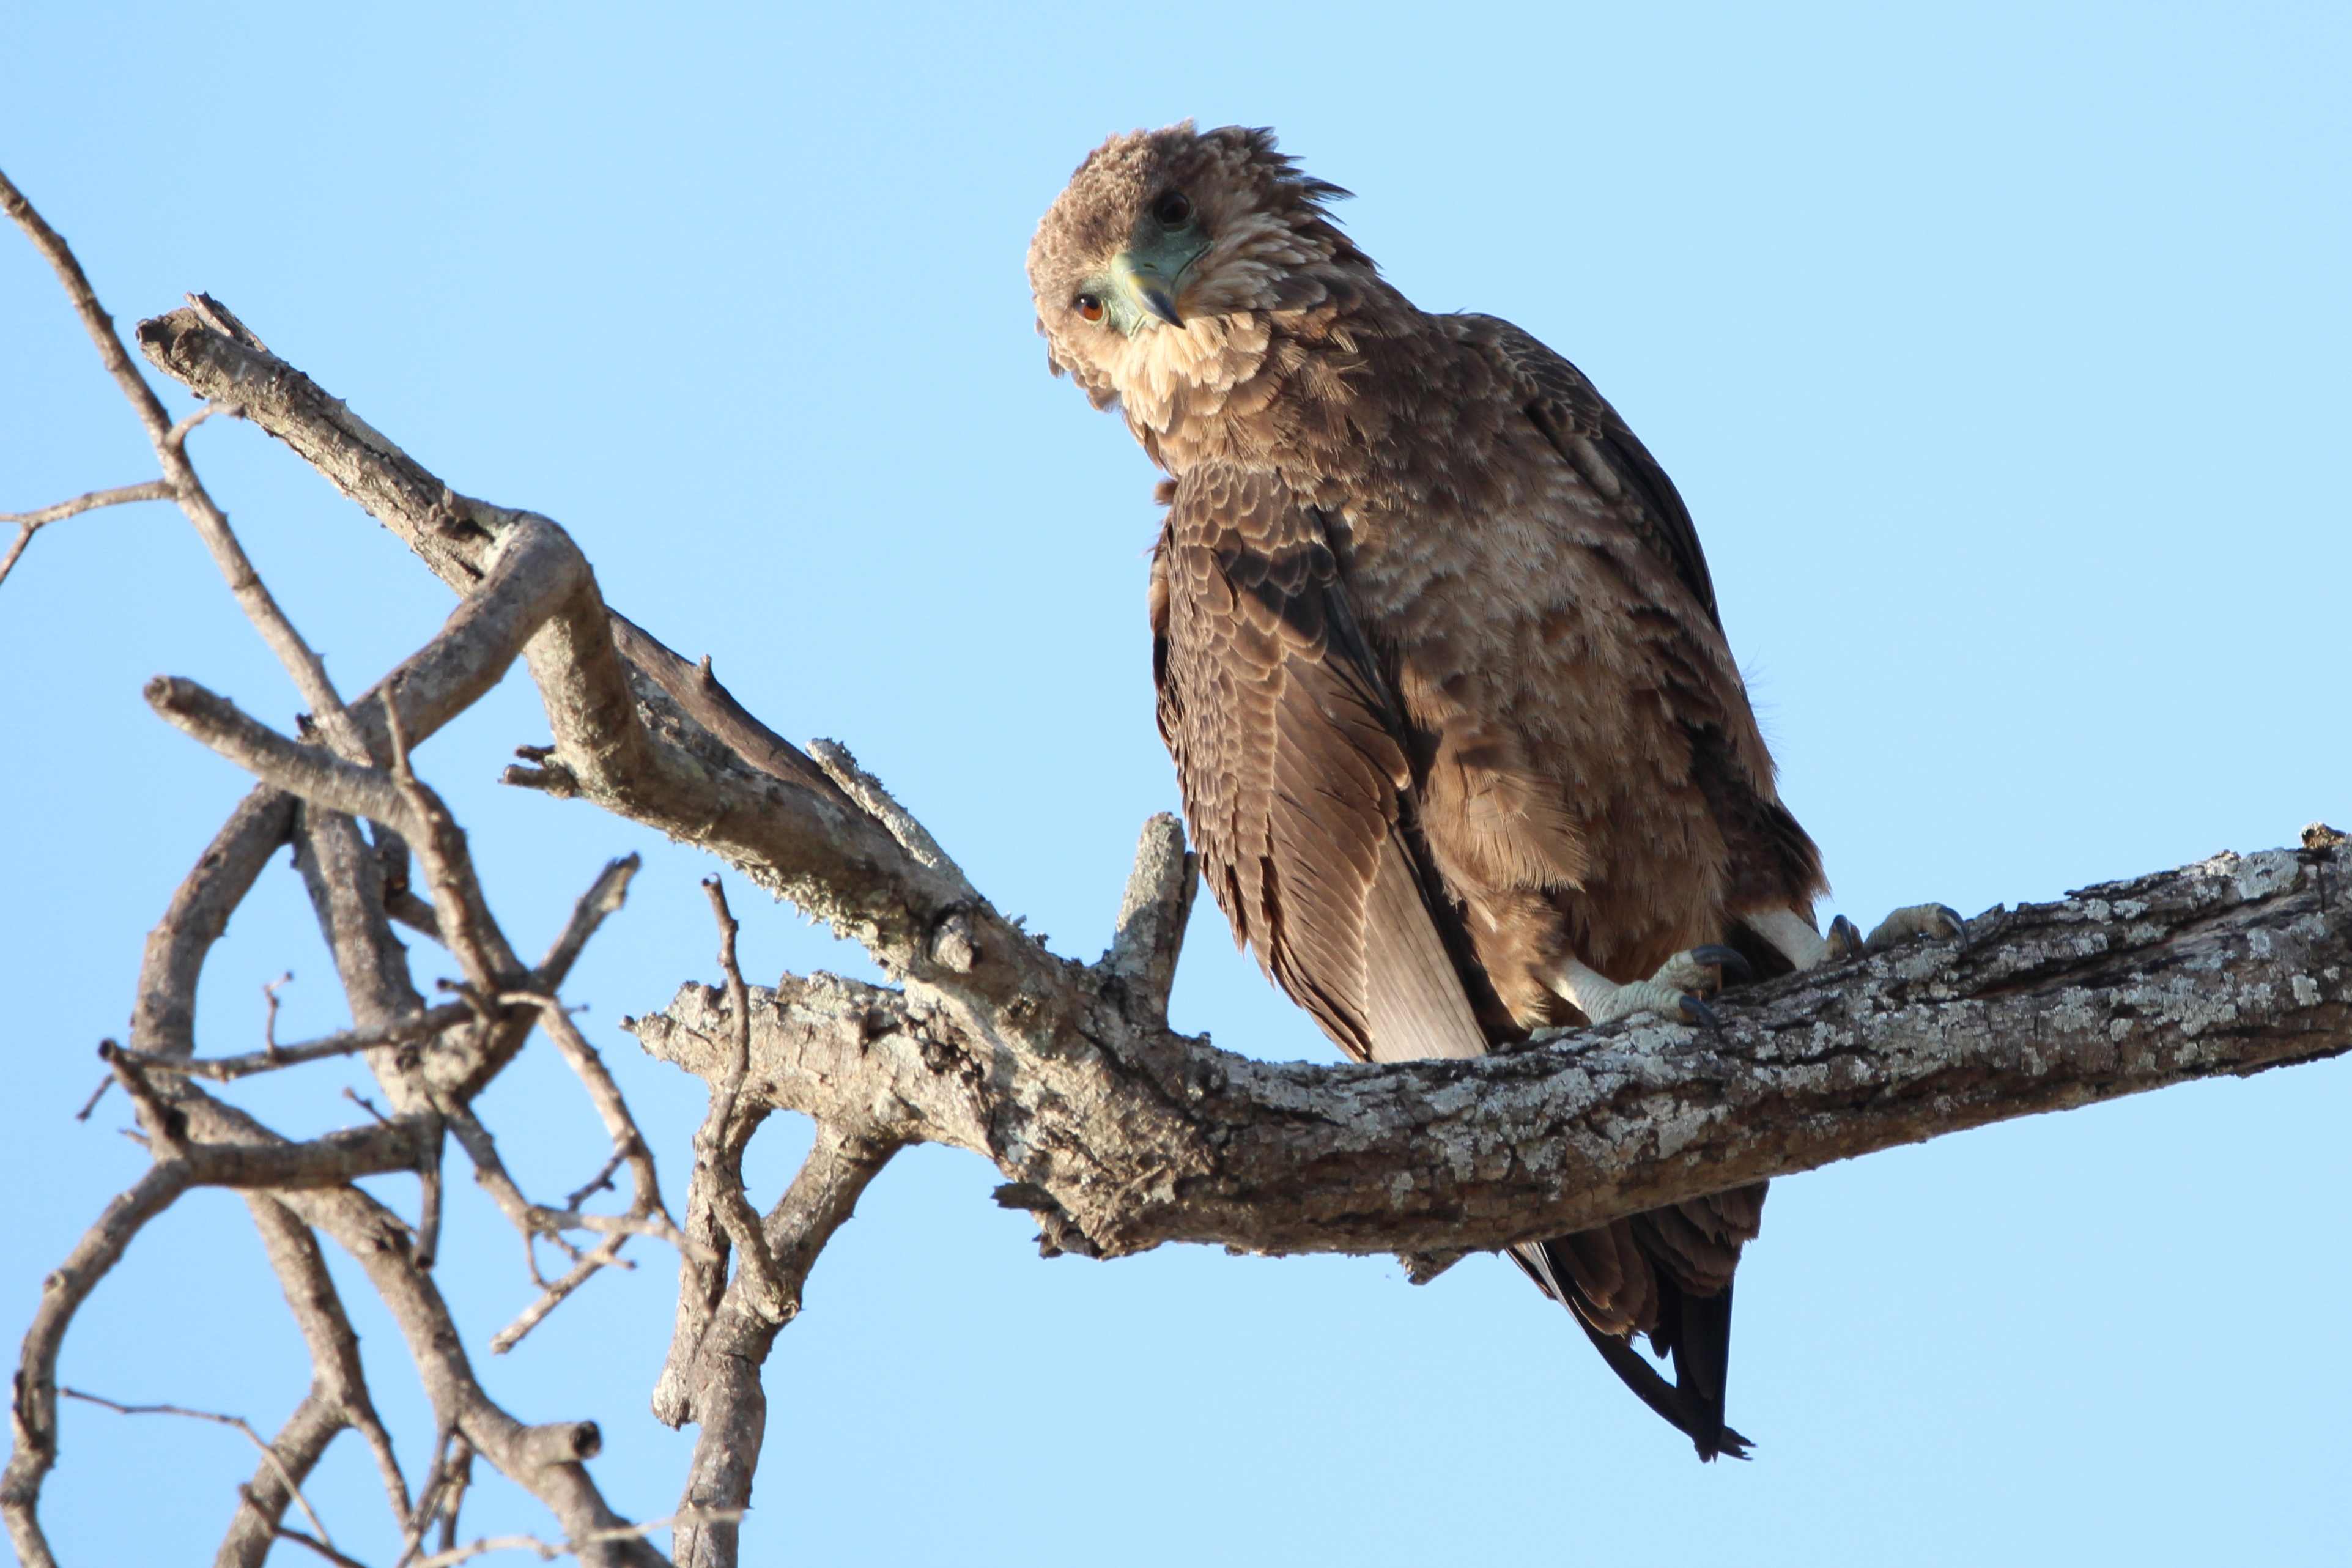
[72,1074,113,1122]
[164,398,242,455]
[116,1000,476,1082]
[533,855,639,993]
[510,996,685,1246]
[270,1524,373,1568]
[415,1117,446,1271]
[263,971,295,1054]
[563,1147,629,1211]
[1,167,364,756]
[693,879,787,1322]
[490,1234,634,1356]
[396,1427,456,1566]
[405,1508,744,1568]
[61,1388,339,1549]
[0,479,176,590]
[0,479,177,528]
[100,1040,187,1158]
[479,994,695,1353]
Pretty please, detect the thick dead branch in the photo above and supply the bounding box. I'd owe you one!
[292,804,435,1117]
[100,1047,437,1187]
[634,844,2350,1259]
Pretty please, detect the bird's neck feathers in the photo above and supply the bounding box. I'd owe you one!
[1114,272,1415,474]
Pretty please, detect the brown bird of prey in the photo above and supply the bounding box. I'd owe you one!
[1028,123,1959,1460]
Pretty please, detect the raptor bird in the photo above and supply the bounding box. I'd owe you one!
[1028,123,1959,1460]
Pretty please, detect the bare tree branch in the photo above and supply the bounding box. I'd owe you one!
[0,479,175,588]
[487,993,693,1355]
[690,880,786,1322]
[217,1393,346,1568]
[1,168,364,755]
[4,1164,193,1568]
[118,1003,478,1083]
[1099,812,1197,1027]
[130,785,298,1059]
[5,180,686,1564]
[665,1123,897,1568]
[633,842,2350,1260]
[215,1196,410,1568]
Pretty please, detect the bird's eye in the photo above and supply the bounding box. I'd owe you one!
[1074,294,1104,322]
[1152,191,1193,227]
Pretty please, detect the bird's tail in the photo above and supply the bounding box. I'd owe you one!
[1510,1241,1750,1462]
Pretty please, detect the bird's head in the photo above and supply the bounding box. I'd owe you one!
[1027,123,1366,415]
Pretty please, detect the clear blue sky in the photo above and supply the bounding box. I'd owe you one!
[4,2,2347,1563]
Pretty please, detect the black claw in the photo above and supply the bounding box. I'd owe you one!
[1679,994,1721,1029]
[1934,903,1969,948]
[1688,944,1754,982]
[1827,915,1863,959]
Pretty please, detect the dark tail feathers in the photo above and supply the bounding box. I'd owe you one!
[1511,1241,1750,1462]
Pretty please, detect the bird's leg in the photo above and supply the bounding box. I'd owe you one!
[1740,903,1967,972]
[1742,907,1851,970]
[1552,947,1752,1029]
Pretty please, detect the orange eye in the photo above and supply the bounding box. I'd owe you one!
[1074,294,1104,322]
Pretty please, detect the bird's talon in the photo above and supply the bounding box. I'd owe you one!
[1687,944,1754,983]
[1826,915,1863,960]
[1678,994,1721,1029]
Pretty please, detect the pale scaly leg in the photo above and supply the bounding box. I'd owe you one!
[1742,903,1967,973]
[1553,947,1753,1029]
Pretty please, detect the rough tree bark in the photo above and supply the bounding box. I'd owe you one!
[4,168,2346,1568]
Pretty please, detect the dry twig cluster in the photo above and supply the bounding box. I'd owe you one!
[4,166,2347,1568]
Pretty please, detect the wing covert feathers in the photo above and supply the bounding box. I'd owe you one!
[1459,312,1722,629]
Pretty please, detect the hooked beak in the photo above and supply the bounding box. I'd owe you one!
[1113,252,1186,327]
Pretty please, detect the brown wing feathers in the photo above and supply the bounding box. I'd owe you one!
[1155,465,1486,1064]
[1155,455,1761,1458]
